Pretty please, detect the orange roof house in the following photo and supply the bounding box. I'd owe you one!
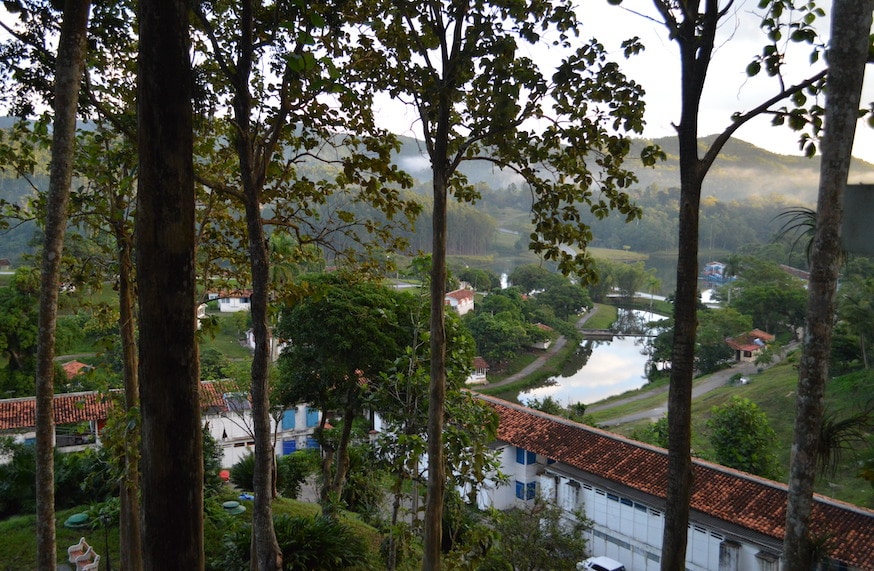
[445,287,475,316]
[726,329,775,363]
[62,360,91,380]
[475,394,874,571]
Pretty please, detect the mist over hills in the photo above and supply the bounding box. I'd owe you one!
[397,132,874,206]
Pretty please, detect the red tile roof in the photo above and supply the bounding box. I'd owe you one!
[0,381,236,432]
[445,288,474,302]
[726,329,775,352]
[479,394,874,570]
[62,360,91,380]
[0,392,114,430]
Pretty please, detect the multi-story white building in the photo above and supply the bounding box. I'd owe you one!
[473,394,874,571]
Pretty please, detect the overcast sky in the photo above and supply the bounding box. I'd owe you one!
[376,0,874,166]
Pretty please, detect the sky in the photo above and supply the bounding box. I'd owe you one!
[375,0,874,165]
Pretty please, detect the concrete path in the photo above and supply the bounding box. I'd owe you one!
[481,307,600,389]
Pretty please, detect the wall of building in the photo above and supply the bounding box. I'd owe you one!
[487,444,787,571]
[203,403,321,468]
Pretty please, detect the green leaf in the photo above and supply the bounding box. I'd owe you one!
[746,61,761,77]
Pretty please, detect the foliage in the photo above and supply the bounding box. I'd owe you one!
[457,267,502,292]
[200,347,232,381]
[706,396,780,479]
[213,514,371,571]
[725,257,807,337]
[508,265,564,294]
[0,266,39,396]
[479,496,590,571]
[527,396,565,417]
[630,416,669,449]
[276,450,318,500]
[0,438,115,519]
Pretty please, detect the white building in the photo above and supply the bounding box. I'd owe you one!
[207,290,253,312]
[445,287,475,316]
[200,381,321,467]
[0,383,321,470]
[472,395,874,571]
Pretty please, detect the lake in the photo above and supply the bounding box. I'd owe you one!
[518,309,662,407]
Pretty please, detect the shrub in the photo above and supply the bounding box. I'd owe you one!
[210,515,370,571]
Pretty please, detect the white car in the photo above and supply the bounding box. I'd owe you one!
[577,556,626,571]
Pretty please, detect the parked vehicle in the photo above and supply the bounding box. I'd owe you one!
[577,556,626,571]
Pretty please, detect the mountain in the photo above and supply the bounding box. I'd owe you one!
[394,132,874,206]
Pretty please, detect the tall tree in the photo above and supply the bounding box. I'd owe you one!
[365,3,654,566]
[137,0,202,569]
[277,274,415,511]
[72,126,143,570]
[32,2,90,568]
[190,2,417,564]
[634,2,829,566]
[783,1,873,567]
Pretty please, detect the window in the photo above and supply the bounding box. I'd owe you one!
[305,407,319,427]
[281,409,296,430]
[516,448,536,465]
[756,551,779,571]
[515,480,536,500]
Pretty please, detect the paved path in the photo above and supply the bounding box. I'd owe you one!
[481,307,601,389]
[591,341,799,427]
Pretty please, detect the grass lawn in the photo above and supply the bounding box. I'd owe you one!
[599,350,874,508]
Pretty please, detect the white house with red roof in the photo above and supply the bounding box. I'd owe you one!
[471,394,874,571]
[445,287,475,315]
[0,382,321,468]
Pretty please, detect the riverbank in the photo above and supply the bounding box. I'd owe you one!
[473,305,610,401]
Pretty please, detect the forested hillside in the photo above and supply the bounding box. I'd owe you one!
[4,126,873,267]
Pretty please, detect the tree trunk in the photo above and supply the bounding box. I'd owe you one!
[244,186,283,570]
[424,147,450,571]
[34,2,90,568]
[329,400,357,501]
[115,218,143,571]
[137,1,203,569]
[782,2,873,568]
[661,12,709,568]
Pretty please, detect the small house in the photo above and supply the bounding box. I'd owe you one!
[445,287,475,316]
[207,290,253,313]
[466,356,490,385]
[725,329,775,363]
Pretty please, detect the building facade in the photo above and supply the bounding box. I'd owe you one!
[473,395,874,571]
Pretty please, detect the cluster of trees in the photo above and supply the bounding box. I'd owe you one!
[0,0,869,570]
[461,264,590,367]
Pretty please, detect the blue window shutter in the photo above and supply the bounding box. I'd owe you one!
[306,407,319,427]
[526,481,536,500]
[282,439,297,455]
[516,448,536,465]
[281,409,296,430]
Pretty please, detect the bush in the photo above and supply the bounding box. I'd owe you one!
[230,450,317,497]
[229,452,256,491]
[276,450,317,499]
[211,515,370,571]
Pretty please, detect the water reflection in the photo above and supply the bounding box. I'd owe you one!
[518,309,662,407]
